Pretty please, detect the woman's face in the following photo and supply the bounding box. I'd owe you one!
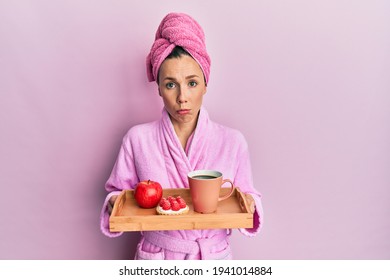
[158,55,207,128]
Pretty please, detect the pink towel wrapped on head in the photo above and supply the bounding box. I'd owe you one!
[146,12,211,84]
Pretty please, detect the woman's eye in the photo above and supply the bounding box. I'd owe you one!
[189,81,197,87]
[166,82,175,89]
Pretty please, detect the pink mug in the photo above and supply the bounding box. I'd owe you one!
[188,170,235,214]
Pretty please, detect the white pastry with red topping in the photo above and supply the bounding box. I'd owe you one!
[156,196,189,215]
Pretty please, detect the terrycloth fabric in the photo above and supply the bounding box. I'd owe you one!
[146,12,211,84]
[100,107,264,259]
[139,230,232,260]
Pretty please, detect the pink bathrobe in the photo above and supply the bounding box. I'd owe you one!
[100,107,263,259]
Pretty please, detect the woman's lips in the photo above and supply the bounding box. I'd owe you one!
[177,109,190,115]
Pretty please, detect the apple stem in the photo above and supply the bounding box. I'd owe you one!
[148,179,150,184]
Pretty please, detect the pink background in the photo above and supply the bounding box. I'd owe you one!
[1,0,389,259]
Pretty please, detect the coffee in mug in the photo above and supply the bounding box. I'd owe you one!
[192,175,217,180]
[188,170,235,214]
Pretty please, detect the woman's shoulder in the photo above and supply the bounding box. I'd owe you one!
[123,120,159,143]
[209,120,248,147]
[211,120,246,137]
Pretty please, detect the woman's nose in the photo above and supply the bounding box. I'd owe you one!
[177,87,187,103]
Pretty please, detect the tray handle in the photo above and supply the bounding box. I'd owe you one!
[245,194,255,214]
[237,188,255,214]
[111,190,126,216]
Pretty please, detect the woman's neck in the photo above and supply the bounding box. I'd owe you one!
[171,116,198,151]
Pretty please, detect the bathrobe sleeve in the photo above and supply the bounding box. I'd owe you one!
[100,132,139,238]
[233,134,264,237]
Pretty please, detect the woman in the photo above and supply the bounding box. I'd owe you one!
[100,12,263,260]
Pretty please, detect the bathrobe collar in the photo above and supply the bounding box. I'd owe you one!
[160,106,209,187]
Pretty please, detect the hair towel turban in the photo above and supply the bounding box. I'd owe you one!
[146,12,211,84]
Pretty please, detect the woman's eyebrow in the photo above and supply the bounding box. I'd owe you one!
[185,75,200,79]
[162,75,200,81]
[162,77,176,81]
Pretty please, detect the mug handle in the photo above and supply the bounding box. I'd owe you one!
[218,179,235,201]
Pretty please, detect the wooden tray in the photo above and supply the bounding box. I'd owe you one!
[109,187,255,232]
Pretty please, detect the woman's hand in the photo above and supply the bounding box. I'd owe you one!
[107,195,118,215]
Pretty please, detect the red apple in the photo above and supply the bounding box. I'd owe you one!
[134,180,163,208]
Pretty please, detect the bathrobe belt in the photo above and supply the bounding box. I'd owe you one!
[143,230,231,259]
